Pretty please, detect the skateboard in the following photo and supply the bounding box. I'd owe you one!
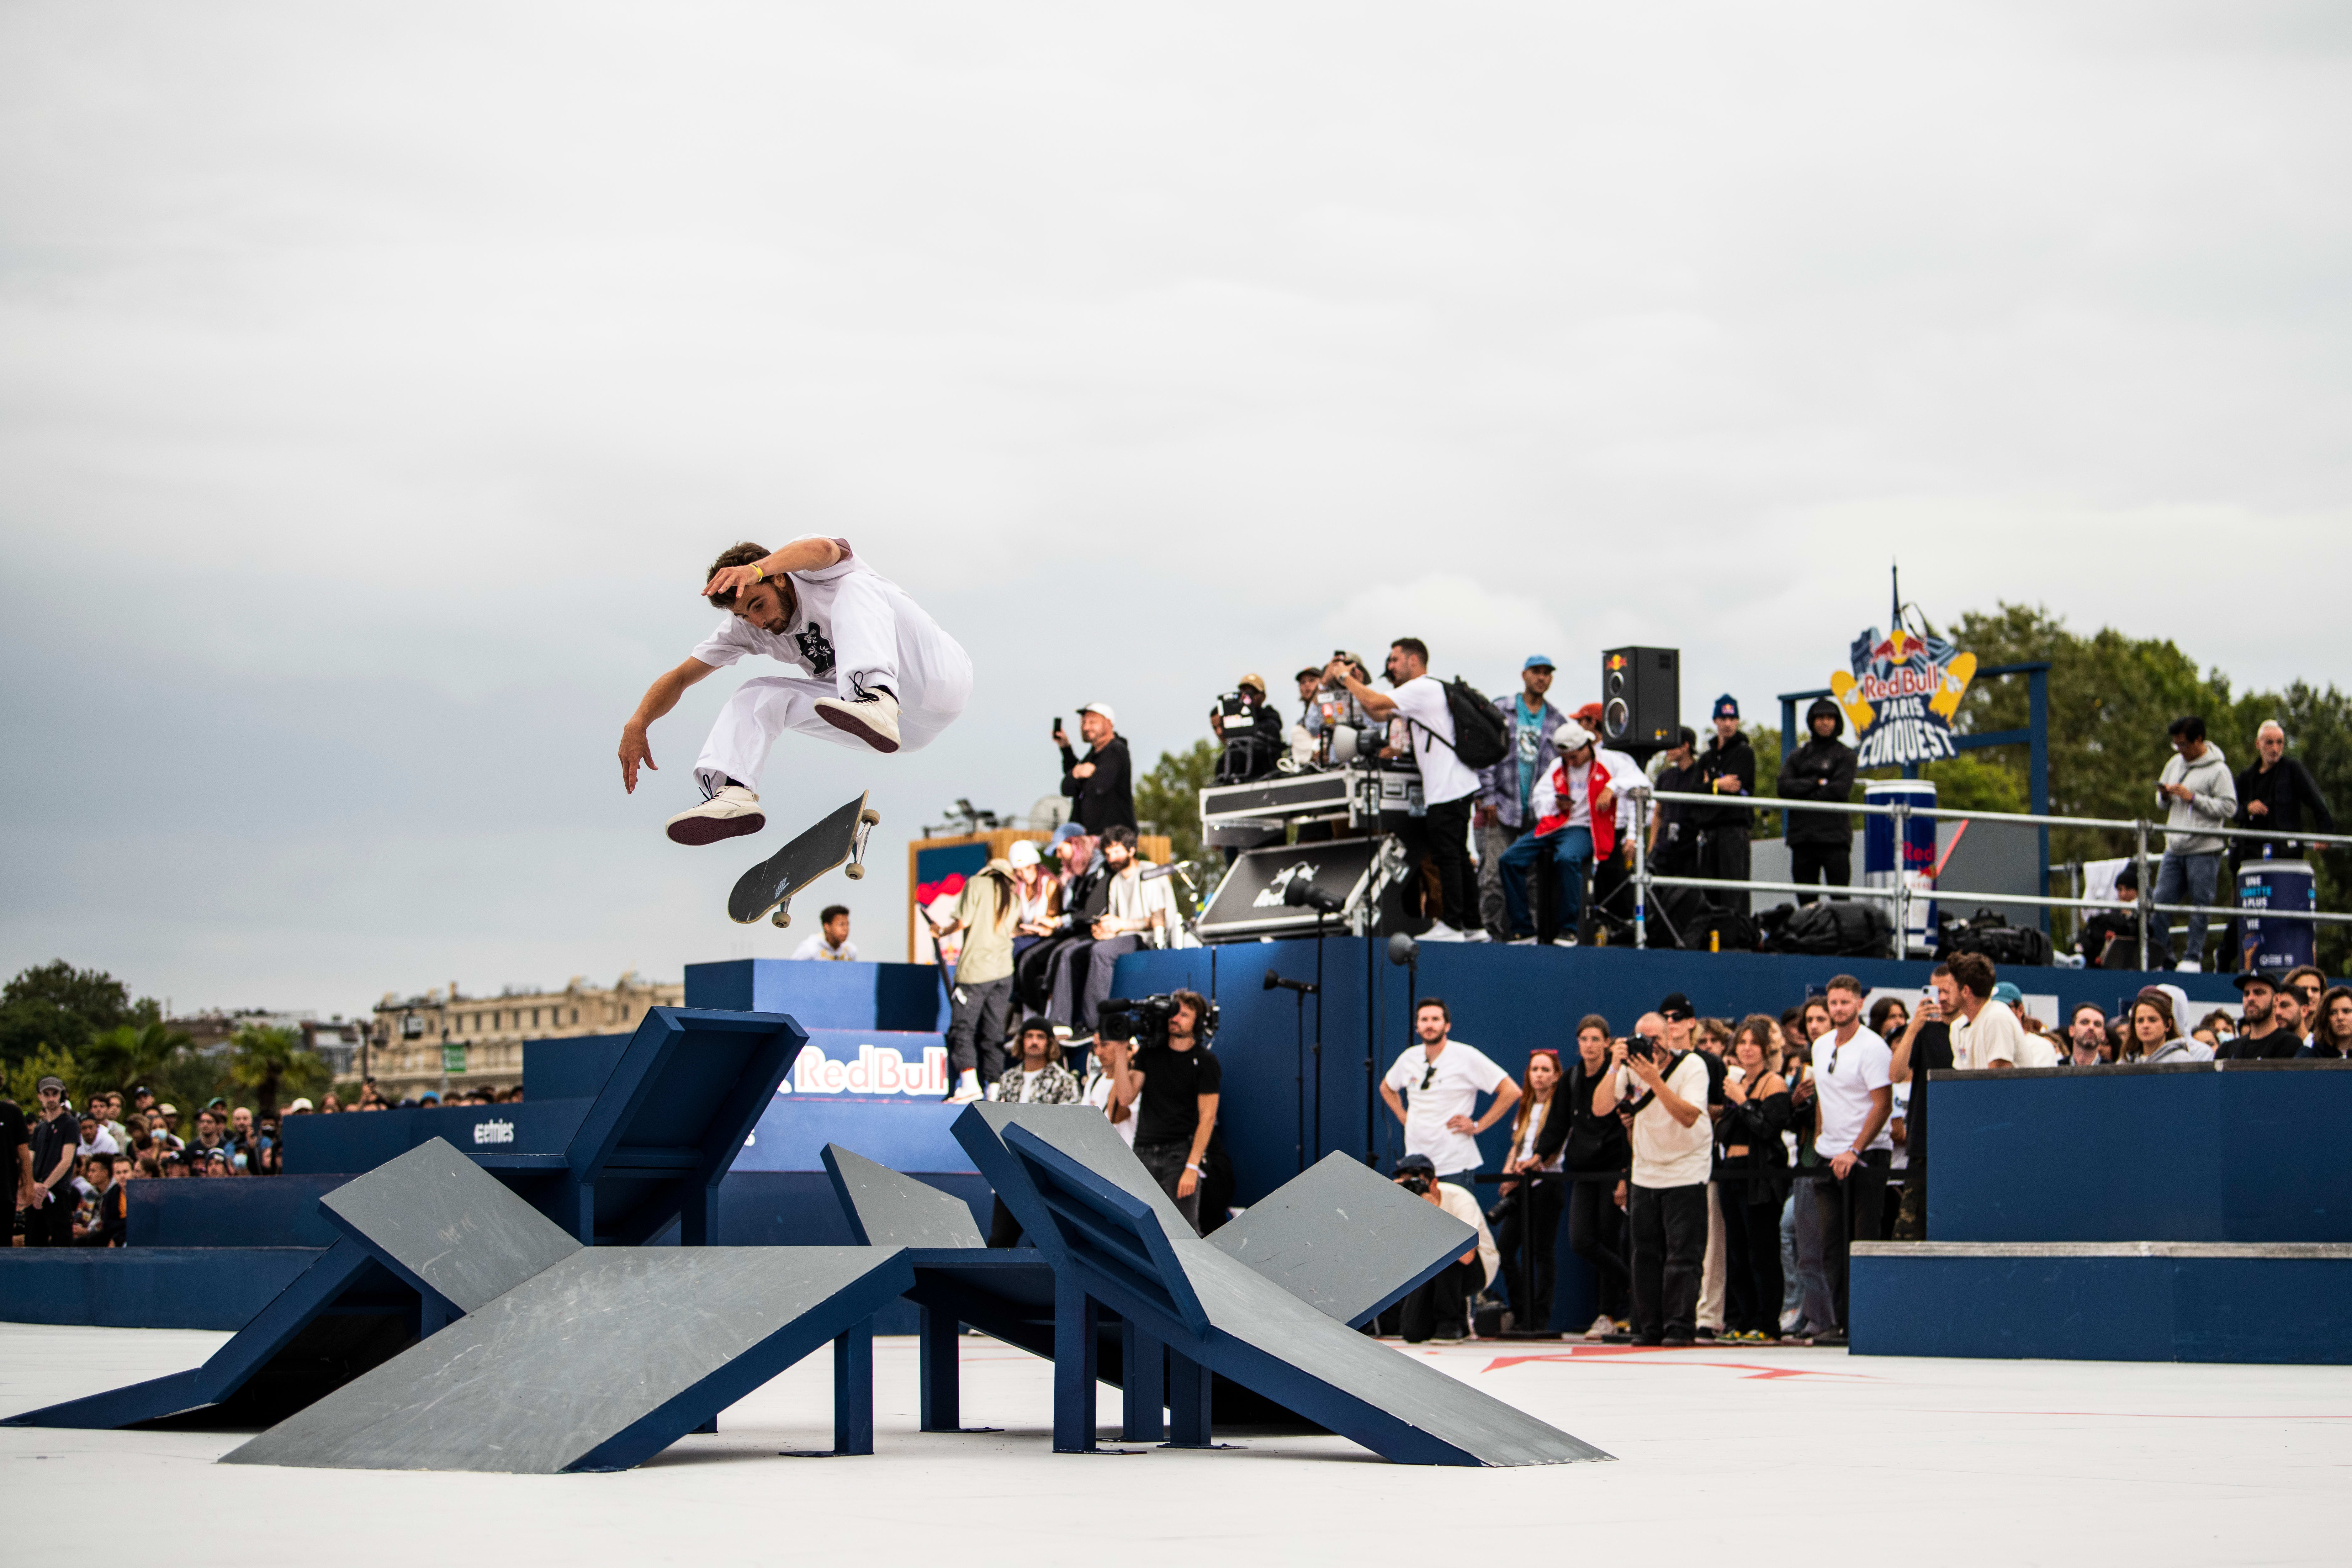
[728,792,880,927]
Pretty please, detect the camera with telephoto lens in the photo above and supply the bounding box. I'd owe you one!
[1097,993,1218,1050]
[1396,1170,1434,1197]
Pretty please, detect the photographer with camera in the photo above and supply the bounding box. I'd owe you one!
[1209,674,1285,787]
[1107,990,1221,1234]
[1325,644,1485,942]
[1380,998,1521,1185]
[1591,1019,1712,1347]
[1391,1153,1501,1344]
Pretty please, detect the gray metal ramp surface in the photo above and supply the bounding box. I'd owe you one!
[321,1137,581,1313]
[1210,1152,1475,1326]
[960,1102,1191,1230]
[1179,1239,1607,1467]
[821,1145,984,1249]
[220,1246,908,1474]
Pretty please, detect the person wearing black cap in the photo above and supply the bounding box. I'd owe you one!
[1388,1153,1500,1344]
[1777,697,1857,902]
[2218,972,2302,1060]
[1695,696,1756,917]
[25,1076,80,1247]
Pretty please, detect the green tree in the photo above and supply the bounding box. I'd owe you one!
[0,960,159,1066]
[1134,739,1220,893]
[80,1022,195,1102]
[226,1027,329,1115]
[2,1045,82,1106]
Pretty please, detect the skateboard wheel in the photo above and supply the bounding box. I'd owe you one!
[771,909,792,928]
[845,863,865,880]
[859,808,881,826]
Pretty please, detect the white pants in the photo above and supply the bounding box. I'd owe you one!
[695,571,972,794]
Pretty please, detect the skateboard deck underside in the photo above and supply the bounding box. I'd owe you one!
[727,792,872,925]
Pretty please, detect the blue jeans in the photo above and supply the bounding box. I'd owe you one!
[1500,827,1591,938]
[2153,850,2221,967]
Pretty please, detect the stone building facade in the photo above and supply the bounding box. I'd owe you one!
[367,972,683,1100]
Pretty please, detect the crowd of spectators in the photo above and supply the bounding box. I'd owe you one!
[3,1074,525,1246]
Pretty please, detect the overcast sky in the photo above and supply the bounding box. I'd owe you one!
[3,3,2347,1017]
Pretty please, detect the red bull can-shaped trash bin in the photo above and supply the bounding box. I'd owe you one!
[2237,855,2317,978]
[1865,779,1938,956]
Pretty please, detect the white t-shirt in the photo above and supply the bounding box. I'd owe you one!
[1081,1069,1140,1146]
[1889,1080,1912,1172]
[1386,675,1483,806]
[1435,1182,1502,1287]
[1616,1051,1714,1188]
[791,935,859,961]
[1951,999,2027,1071]
[1383,1039,1508,1175]
[690,536,873,682]
[1597,747,1645,834]
[1812,1025,1894,1157]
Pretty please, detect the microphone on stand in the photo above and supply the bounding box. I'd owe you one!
[1264,969,1319,996]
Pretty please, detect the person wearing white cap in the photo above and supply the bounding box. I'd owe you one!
[1054,703,1136,835]
[619,536,973,845]
[1496,720,1617,945]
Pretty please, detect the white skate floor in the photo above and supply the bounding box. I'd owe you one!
[1,1323,2344,1564]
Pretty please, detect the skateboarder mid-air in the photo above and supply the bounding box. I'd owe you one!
[619,537,972,843]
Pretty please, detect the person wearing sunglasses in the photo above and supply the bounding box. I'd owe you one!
[1380,998,1521,1187]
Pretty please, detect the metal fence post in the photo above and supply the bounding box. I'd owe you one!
[2134,818,2152,971]
[1632,787,1650,950]
[1891,799,1910,960]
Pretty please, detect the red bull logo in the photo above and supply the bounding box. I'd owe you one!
[1836,623,1977,768]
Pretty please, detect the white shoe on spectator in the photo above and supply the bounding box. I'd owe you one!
[1420,922,1468,943]
[2175,959,2201,972]
[1548,934,1579,947]
[947,1068,983,1104]
[1507,936,1539,946]
[814,686,902,753]
[665,784,765,846]
[1461,929,1491,943]
[1586,1312,1614,1338]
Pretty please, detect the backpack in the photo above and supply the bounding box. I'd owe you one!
[1764,900,1893,958]
[1418,677,1510,770]
[1936,911,2054,968]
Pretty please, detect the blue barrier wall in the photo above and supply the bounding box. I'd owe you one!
[128,1175,349,1247]
[1929,1063,2352,1242]
[684,959,949,1031]
[281,1097,593,1175]
[1,1248,325,1330]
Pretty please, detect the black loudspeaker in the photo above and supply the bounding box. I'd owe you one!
[1601,646,1680,750]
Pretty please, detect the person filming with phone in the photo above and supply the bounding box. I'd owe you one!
[1056,704,1136,835]
[1591,1021,1712,1346]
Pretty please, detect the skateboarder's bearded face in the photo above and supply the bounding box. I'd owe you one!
[730,579,798,636]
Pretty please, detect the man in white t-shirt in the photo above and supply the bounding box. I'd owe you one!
[1380,999,1521,1183]
[1945,953,2026,1071]
[1592,1016,1713,1347]
[619,536,974,844]
[1808,974,1892,1345]
[1325,641,1483,941]
[790,906,859,961]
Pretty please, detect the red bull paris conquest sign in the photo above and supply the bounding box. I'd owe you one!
[1833,626,1978,769]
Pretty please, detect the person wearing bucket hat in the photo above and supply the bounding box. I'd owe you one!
[1496,719,1616,944]
[1473,656,1566,941]
[1695,695,1757,917]
[1778,697,1858,902]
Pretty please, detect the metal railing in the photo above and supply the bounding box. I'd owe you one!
[1623,787,2352,966]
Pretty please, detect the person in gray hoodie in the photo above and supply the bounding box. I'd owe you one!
[2153,716,2238,971]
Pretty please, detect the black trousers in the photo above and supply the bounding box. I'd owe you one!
[1404,795,1475,932]
[24,1197,74,1247]
[1788,842,1850,903]
[1814,1151,1892,1330]
[1696,829,1751,916]
[1628,1182,1708,1341]
[1492,1175,1564,1330]
[1590,839,1635,935]
[1721,1182,1787,1336]
[1567,1173,1630,1320]
[1399,1257,1475,1342]
[946,975,1014,1082]
[1133,1139,1202,1234]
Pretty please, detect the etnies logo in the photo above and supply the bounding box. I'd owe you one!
[473,1119,516,1146]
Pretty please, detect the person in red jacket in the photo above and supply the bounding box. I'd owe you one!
[1498,721,1616,945]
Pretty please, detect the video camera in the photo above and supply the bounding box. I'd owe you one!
[1097,993,1219,1050]
[1214,688,1282,785]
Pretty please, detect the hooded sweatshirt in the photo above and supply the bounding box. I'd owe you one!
[1778,697,1859,846]
[2157,742,2238,856]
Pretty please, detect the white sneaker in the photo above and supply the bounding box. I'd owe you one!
[1506,936,1539,946]
[1548,933,1580,947]
[1420,922,1467,943]
[946,1068,983,1104]
[1586,1312,1614,1338]
[2175,959,2201,973]
[814,687,902,753]
[665,784,765,846]
[1461,929,1490,943]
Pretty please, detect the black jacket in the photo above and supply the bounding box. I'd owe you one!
[1695,730,1757,830]
[2233,757,2334,841]
[1536,1058,1631,1173]
[1059,734,1137,834]
[2218,1027,2303,1062]
[1778,700,1857,845]
[79,1182,126,1247]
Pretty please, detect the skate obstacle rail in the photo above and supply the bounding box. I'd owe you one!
[949,1104,1608,1467]
[819,1130,1484,1442]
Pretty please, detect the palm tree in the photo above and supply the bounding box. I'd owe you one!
[227,1026,329,1114]
[81,1021,193,1098]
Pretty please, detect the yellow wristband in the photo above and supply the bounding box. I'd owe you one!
[751,564,765,582]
